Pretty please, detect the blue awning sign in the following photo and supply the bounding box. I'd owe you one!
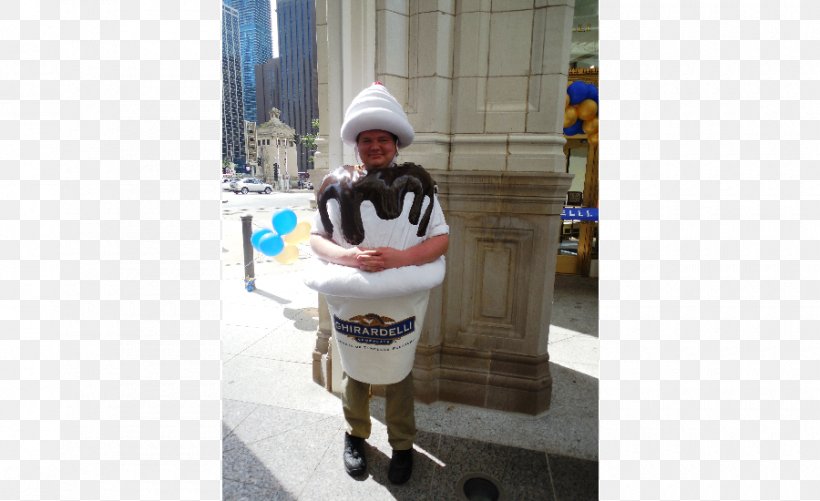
[561,207,598,221]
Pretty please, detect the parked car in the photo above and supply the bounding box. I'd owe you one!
[221,177,238,192]
[230,177,273,194]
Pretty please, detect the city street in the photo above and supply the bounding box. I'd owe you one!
[220,188,314,213]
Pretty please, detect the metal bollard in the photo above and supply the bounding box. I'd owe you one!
[241,215,255,291]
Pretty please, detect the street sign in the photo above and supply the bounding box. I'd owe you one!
[561,207,598,221]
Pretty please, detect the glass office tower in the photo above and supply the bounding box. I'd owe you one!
[276,0,319,171]
[222,3,247,169]
[255,57,281,125]
[228,0,273,123]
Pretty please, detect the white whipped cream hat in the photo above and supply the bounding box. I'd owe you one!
[340,81,414,149]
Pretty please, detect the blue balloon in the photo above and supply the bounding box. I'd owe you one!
[566,80,590,105]
[563,119,584,136]
[251,229,273,251]
[587,83,598,103]
[258,233,284,256]
[272,209,298,235]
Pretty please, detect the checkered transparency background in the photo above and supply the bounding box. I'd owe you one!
[2,1,222,500]
[599,1,820,500]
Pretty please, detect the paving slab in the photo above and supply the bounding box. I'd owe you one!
[223,402,332,453]
[222,356,342,417]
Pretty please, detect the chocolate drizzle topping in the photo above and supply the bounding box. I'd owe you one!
[317,162,438,246]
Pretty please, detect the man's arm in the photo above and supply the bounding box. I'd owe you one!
[357,234,449,272]
[310,233,449,273]
[309,234,366,268]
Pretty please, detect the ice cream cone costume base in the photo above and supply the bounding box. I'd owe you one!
[306,163,448,385]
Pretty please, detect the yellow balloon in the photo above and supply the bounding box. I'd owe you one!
[563,106,578,128]
[588,133,599,146]
[576,99,598,121]
[565,93,570,109]
[582,117,599,135]
[275,244,300,264]
[282,221,311,245]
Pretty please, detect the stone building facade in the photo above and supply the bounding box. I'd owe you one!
[255,108,298,188]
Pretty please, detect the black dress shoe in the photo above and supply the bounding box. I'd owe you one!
[343,433,367,476]
[388,448,413,485]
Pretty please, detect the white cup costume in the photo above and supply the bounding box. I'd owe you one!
[305,83,448,385]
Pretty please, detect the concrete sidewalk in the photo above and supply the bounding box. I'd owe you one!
[220,204,598,500]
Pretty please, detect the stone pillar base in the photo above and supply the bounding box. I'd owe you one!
[411,169,571,416]
[312,347,332,392]
[312,293,333,391]
[414,346,551,415]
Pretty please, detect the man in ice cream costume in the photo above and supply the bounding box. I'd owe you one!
[305,82,449,484]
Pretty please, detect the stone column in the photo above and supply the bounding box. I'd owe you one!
[313,0,575,414]
[414,170,571,414]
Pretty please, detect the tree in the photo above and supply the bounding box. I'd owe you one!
[223,158,236,176]
[299,119,320,166]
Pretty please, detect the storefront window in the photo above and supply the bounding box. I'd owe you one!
[557,135,598,275]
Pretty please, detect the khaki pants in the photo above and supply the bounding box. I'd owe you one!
[342,371,416,451]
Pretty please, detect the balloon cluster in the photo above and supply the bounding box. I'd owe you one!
[250,209,311,265]
[563,80,599,146]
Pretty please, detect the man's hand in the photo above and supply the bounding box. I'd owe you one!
[311,234,449,272]
[355,248,403,272]
[310,235,368,268]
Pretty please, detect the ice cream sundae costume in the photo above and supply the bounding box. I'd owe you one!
[305,83,449,386]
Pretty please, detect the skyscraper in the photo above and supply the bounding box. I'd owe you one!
[255,57,281,125]
[276,0,319,171]
[227,0,273,123]
[222,2,246,169]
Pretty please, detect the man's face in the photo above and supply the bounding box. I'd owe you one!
[356,130,397,169]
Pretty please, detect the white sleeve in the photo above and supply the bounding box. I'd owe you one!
[311,209,329,237]
[425,194,449,238]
